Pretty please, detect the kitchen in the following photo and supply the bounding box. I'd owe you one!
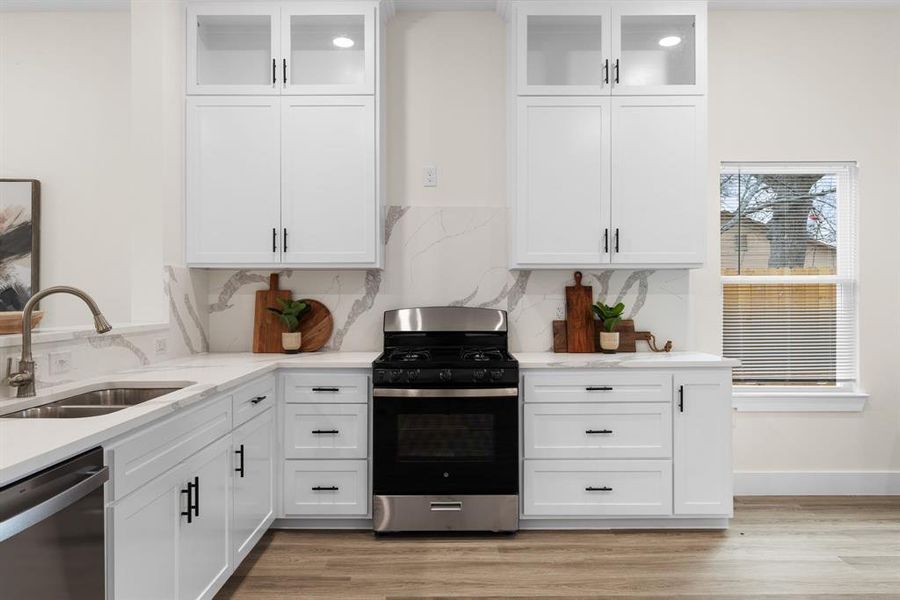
[0,0,898,598]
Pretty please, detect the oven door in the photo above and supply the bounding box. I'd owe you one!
[373,388,519,496]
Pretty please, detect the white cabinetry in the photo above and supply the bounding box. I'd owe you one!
[232,408,276,565]
[185,0,382,269]
[673,370,733,516]
[508,0,707,269]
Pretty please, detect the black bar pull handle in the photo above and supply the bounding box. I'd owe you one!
[180,481,194,524]
[193,476,199,518]
[283,228,288,253]
[604,228,609,253]
[615,228,620,253]
[235,445,245,478]
[614,58,620,84]
[312,429,339,435]
[311,486,339,491]
[586,386,613,391]
[272,228,277,253]
[586,429,613,434]
[283,58,287,88]
[272,58,276,85]
[586,486,613,492]
[312,387,340,393]
[251,395,266,405]
[603,58,609,84]
[679,385,684,413]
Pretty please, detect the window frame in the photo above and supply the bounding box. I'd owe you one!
[720,161,867,412]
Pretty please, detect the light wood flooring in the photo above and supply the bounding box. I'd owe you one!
[216,497,900,599]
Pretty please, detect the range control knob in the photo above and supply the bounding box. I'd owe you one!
[473,368,487,382]
[439,369,452,382]
[374,369,386,384]
[407,369,420,382]
[490,369,504,381]
[389,369,403,383]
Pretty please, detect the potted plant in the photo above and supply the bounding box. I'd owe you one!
[268,298,310,354]
[592,301,625,352]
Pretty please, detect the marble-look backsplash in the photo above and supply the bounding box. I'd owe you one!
[207,205,690,352]
[0,266,209,398]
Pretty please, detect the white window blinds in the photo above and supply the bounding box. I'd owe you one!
[720,162,858,388]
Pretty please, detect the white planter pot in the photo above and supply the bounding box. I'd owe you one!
[599,331,620,352]
[282,331,302,353]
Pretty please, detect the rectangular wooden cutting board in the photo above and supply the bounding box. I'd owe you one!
[565,271,595,353]
[252,273,291,353]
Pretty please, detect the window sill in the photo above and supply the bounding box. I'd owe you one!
[732,390,869,413]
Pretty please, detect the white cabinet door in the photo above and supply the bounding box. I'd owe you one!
[281,96,377,266]
[186,97,281,265]
[673,370,733,516]
[610,96,705,265]
[281,1,376,95]
[516,1,612,96]
[113,469,180,600]
[178,436,232,600]
[232,409,276,567]
[187,2,281,95]
[514,97,611,267]
[611,1,707,96]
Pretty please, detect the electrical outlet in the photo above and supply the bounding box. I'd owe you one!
[154,338,168,355]
[423,165,437,187]
[49,351,73,376]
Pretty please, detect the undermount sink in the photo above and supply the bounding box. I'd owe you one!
[2,386,185,419]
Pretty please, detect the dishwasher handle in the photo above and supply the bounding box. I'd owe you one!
[0,465,109,543]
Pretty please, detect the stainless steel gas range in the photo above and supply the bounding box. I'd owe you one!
[371,307,519,533]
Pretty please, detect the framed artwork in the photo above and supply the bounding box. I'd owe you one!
[0,179,40,311]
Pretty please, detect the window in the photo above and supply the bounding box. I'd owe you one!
[720,162,862,409]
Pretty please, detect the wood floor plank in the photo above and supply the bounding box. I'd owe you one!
[215,497,900,599]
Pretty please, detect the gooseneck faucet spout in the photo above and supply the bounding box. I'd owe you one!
[8,286,112,398]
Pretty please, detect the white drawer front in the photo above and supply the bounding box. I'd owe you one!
[284,403,368,459]
[232,374,275,427]
[524,459,672,516]
[282,372,369,404]
[525,403,671,459]
[524,372,672,404]
[283,460,368,516]
[108,395,231,501]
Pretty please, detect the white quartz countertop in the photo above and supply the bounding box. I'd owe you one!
[0,350,732,486]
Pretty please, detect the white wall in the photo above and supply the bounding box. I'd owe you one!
[694,9,900,474]
[0,11,133,327]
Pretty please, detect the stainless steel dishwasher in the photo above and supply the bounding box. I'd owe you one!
[0,447,108,599]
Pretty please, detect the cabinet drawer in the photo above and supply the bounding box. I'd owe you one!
[232,375,275,427]
[524,372,671,404]
[283,403,367,459]
[108,395,231,501]
[525,403,671,459]
[523,459,672,517]
[282,460,368,517]
[282,372,369,404]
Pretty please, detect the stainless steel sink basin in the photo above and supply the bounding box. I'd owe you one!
[2,386,184,419]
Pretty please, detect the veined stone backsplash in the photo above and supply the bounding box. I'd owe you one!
[207,205,690,352]
[0,266,208,398]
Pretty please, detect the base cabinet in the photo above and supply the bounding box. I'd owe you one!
[232,408,276,567]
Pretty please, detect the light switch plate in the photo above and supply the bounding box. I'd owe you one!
[423,165,437,187]
[49,351,73,376]
[154,338,168,355]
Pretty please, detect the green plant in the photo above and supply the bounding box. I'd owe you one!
[267,298,310,333]
[592,301,625,333]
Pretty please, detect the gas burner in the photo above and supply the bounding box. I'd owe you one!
[461,348,504,362]
[388,348,431,362]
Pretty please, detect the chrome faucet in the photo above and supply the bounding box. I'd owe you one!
[7,286,112,398]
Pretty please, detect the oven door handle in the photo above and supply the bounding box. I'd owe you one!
[373,387,518,398]
[430,501,463,512]
[0,466,109,543]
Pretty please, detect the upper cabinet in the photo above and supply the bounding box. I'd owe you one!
[515,1,706,96]
[187,1,376,95]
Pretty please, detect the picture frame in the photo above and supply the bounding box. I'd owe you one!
[0,179,41,312]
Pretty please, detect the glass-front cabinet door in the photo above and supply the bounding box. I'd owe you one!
[517,2,612,96]
[281,2,375,95]
[611,1,706,95]
[187,3,281,95]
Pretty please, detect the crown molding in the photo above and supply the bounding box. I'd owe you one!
[710,0,900,9]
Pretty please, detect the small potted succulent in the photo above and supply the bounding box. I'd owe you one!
[592,301,625,352]
[268,298,310,354]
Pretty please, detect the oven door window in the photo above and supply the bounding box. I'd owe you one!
[373,395,518,495]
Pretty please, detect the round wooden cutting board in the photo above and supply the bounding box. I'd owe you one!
[298,299,334,352]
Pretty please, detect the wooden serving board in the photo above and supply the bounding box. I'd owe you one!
[553,319,637,353]
[565,271,595,353]
[297,299,334,353]
[252,274,292,353]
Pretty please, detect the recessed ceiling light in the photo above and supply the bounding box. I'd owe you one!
[659,36,682,47]
[332,36,355,49]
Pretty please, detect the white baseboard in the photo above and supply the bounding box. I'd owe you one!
[735,471,900,495]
